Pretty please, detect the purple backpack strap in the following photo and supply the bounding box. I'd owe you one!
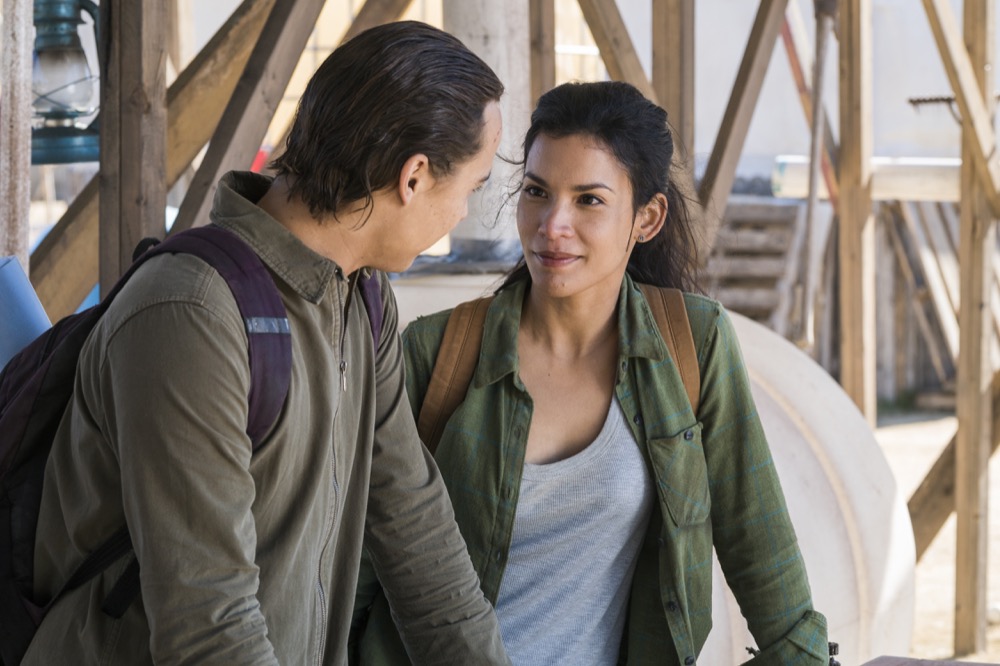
[358,272,383,350]
[141,226,291,449]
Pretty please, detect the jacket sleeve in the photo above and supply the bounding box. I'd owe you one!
[361,281,509,665]
[105,290,278,664]
[693,303,829,664]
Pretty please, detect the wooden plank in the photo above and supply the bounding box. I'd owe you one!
[838,0,877,424]
[652,0,694,154]
[706,256,787,279]
[898,202,960,358]
[909,371,1000,561]
[530,0,555,104]
[954,0,993,653]
[173,0,327,233]
[779,4,839,211]
[698,0,789,254]
[714,228,791,254]
[921,0,1000,216]
[99,0,168,293]
[576,0,658,103]
[916,200,961,316]
[167,0,196,75]
[0,0,33,270]
[30,0,275,320]
[715,287,780,311]
[885,209,952,385]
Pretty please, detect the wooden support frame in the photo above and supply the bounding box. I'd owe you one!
[652,0,694,155]
[172,0,328,233]
[1,0,33,270]
[576,0,658,103]
[31,0,275,319]
[921,0,1000,216]
[909,371,1000,560]
[530,0,556,104]
[953,0,993,653]
[698,0,788,254]
[838,0,877,424]
[780,3,839,212]
[99,0,168,293]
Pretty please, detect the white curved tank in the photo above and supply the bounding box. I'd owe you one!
[392,276,916,664]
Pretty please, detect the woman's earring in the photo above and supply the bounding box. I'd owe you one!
[637,235,645,243]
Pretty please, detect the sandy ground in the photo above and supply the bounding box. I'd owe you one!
[875,412,1000,663]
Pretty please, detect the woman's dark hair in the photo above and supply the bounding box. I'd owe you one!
[270,21,504,221]
[503,80,700,292]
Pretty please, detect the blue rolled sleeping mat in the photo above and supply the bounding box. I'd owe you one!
[0,257,51,370]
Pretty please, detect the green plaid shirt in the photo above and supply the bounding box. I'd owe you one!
[352,275,828,665]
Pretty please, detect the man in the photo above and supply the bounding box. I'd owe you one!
[25,21,508,665]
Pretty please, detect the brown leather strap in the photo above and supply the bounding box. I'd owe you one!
[637,283,701,414]
[417,296,494,453]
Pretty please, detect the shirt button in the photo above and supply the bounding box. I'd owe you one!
[495,550,503,563]
[683,429,694,441]
[621,360,627,371]
[667,601,679,612]
[633,414,643,426]
[684,657,695,665]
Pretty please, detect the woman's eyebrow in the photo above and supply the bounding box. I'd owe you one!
[523,171,614,193]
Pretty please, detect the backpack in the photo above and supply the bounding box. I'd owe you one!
[0,225,383,665]
[415,283,700,453]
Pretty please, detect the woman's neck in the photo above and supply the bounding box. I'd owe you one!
[519,282,621,361]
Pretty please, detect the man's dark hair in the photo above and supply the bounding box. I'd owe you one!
[270,21,504,221]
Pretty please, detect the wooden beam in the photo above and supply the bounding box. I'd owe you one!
[575,0,658,103]
[652,0,694,155]
[99,0,168,293]
[779,4,839,211]
[921,0,1000,216]
[698,0,788,254]
[0,0,33,271]
[954,0,993,653]
[909,371,1000,560]
[172,0,329,233]
[530,0,555,104]
[838,0,877,424]
[31,0,275,320]
[166,0,196,76]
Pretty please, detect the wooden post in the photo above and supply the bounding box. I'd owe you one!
[32,0,275,320]
[576,0,657,103]
[652,0,694,155]
[172,0,327,234]
[1,0,33,271]
[838,0,877,424]
[529,0,555,104]
[698,0,788,255]
[99,0,168,294]
[954,0,993,653]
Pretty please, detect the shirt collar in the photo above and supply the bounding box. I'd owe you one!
[472,273,667,388]
[210,171,342,304]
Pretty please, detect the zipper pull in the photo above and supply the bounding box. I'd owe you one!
[340,359,347,392]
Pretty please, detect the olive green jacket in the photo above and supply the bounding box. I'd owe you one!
[25,172,508,665]
[352,275,827,665]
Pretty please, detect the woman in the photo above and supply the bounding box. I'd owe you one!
[352,81,827,665]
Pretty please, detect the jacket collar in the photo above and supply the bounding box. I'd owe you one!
[210,171,344,304]
[472,273,668,388]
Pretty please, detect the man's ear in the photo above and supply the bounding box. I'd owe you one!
[636,192,667,242]
[397,153,433,205]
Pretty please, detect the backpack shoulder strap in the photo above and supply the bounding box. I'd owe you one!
[636,283,701,415]
[416,296,493,454]
[144,226,292,450]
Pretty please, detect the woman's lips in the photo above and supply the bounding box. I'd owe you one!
[533,251,578,267]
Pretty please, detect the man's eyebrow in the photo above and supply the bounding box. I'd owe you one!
[524,171,614,193]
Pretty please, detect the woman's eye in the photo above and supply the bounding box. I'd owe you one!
[522,185,545,197]
[579,194,603,206]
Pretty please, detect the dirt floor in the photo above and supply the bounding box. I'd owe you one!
[875,411,1000,663]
